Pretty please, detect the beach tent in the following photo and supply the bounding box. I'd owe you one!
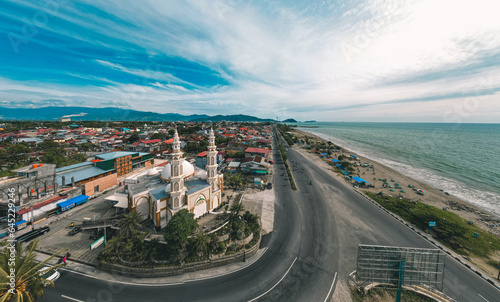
[350,155,358,159]
[352,176,370,184]
[330,159,340,163]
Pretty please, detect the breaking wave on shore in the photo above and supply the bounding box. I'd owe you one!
[298,123,500,218]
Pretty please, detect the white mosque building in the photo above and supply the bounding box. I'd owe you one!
[112,128,223,229]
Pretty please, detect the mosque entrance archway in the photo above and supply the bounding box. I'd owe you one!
[194,194,207,219]
[212,195,219,209]
[135,195,152,220]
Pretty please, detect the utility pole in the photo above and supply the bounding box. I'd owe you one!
[103,220,107,247]
[30,204,34,231]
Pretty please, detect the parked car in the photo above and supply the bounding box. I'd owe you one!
[38,266,60,287]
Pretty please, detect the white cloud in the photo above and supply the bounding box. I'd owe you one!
[1,0,499,121]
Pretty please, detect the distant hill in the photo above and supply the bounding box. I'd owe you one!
[304,120,316,123]
[282,118,297,123]
[0,106,275,122]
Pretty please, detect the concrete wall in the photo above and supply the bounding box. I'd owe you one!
[99,233,261,278]
[0,165,58,209]
[84,173,117,196]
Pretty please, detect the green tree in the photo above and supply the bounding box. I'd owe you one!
[38,141,59,152]
[127,133,140,144]
[1,143,31,168]
[79,142,95,154]
[190,232,209,257]
[163,209,198,257]
[150,133,166,140]
[230,200,245,217]
[0,239,65,301]
[118,211,143,238]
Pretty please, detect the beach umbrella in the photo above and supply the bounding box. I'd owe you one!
[390,189,395,192]
[401,190,405,193]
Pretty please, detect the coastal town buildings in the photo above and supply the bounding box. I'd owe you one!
[0,121,273,227]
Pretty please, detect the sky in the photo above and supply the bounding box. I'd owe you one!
[0,0,499,122]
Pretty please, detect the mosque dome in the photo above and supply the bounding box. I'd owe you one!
[161,164,171,180]
[147,169,159,176]
[182,160,195,178]
[164,183,171,194]
[160,159,195,181]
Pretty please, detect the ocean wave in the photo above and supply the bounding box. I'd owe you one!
[299,127,500,218]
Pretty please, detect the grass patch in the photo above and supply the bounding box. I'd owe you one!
[277,138,297,191]
[351,287,434,302]
[366,192,500,257]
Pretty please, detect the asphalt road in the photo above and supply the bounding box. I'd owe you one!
[41,130,500,302]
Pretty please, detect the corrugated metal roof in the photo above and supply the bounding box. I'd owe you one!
[57,165,114,185]
[57,195,88,208]
[245,147,271,154]
[56,161,93,173]
[96,151,138,160]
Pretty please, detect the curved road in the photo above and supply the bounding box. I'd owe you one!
[42,131,500,302]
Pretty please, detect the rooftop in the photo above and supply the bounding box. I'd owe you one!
[185,178,210,195]
[150,186,169,200]
[56,165,114,185]
[245,147,271,154]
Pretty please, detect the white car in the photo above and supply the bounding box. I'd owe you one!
[38,266,60,287]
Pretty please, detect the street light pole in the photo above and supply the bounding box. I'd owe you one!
[104,220,107,247]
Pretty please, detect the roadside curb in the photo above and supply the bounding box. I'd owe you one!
[40,247,269,286]
[37,249,97,267]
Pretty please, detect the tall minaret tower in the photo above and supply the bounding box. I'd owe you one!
[206,128,218,191]
[170,128,185,208]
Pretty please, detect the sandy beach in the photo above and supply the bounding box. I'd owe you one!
[292,129,500,238]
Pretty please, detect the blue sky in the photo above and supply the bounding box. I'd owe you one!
[0,0,499,122]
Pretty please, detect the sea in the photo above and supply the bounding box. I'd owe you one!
[297,122,500,218]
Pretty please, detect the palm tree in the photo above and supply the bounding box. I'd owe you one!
[191,233,209,257]
[230,200,245,217]
[0,239,65,302]
[118,211,142,237]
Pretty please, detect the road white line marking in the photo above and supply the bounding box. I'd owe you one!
[478,294,490,301]
[61,295,84,302]
[323,272,337,302]
[60,247,270,287]
[248,257,298,302]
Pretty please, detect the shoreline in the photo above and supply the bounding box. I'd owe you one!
[292,128,500,238]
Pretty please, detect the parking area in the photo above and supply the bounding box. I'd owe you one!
[17,191,120,266]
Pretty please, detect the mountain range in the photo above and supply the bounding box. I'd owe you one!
[0,106,276,122]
